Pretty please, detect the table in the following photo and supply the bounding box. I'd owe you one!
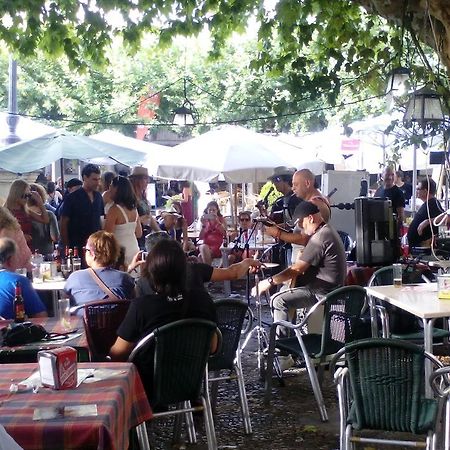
[0,362,152,450]
[0,316,90,362]
[220,243,275,296]
[33,279,66,317]
[366,283,450,396]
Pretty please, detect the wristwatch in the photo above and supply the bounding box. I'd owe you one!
[268,276,276,287]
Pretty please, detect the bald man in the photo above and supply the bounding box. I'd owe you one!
[265,169,331,247]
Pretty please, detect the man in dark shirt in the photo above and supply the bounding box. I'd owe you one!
[375,166,405,223]
[60,164,104,250]
[407,178,444,247]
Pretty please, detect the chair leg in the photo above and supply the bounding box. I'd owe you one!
[345,424,354,450]
[235,361,252,434]
[172,404,184,446]
[210,371,219,412]
[201,395,217,450]
[184,400,197,444]
[136,422,151,450]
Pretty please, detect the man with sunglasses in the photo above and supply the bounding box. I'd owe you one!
[228,211,255,264]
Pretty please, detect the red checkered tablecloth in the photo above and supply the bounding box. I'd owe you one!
[0,362,152,450]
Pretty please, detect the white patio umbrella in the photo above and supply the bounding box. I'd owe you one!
[90,129,168,154]
[148,125,312,183]
[0,129,147,173]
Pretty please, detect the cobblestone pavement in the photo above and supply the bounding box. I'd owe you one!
[148,280,341,449]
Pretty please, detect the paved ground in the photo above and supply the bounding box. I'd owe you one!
[148,280,341,449]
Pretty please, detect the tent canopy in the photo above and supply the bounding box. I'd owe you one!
[148,125,318,183]
[0,129,147,173]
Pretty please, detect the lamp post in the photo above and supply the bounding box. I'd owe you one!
[403,85,444,213]
[5,56,20,145]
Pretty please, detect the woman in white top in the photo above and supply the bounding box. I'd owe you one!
[104,176,142,266]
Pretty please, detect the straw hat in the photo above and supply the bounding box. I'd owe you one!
[129,166,149,177]
[161,205,182,218]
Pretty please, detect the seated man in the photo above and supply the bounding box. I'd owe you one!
[407,177,444,248]
[228,210,256,264]
[254,201,346,340]
[0,238,47,319]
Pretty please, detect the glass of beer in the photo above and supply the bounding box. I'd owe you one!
[393,263,402,288]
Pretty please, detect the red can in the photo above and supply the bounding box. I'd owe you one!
[38,346,77,390]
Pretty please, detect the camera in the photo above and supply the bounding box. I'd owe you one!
[141,251,148,261]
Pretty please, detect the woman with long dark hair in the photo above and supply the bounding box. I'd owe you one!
[104,176,141,266]
[110,239,216,363]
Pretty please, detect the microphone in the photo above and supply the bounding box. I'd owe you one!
[327,187,338,198]
[257,186,275,208]
[330,202,355,210]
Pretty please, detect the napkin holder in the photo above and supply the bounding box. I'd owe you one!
[38,346,77,389]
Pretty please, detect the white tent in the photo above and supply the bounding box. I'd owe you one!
[149,125,313,183]
[0,129,147,173]
[90,130,168,154]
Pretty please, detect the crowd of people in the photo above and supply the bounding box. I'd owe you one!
[0,160,445,395]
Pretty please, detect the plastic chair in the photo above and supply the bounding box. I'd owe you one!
[368,265,450,341]
[264,285,369,422]
[128,319,219,450]
[331,338,444,450]
[208,298,252,434]
[80,299,131,361]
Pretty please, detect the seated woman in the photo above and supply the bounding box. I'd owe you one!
[228,210,256,264]
[64,230,136,307]
[198,200,227,265]
[109,239,217,400]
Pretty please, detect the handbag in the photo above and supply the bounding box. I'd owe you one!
[1,322,48,346]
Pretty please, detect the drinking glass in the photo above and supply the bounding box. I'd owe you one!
[393,263,402,288]
[58,298,71,332]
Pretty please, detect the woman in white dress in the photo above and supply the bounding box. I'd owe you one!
[104,176,142,266]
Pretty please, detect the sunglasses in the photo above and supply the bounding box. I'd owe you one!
[240,218,251,222]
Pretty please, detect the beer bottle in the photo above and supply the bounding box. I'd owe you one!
[14,281,25,323]
[53,244,62,272]
[68,248,74,273]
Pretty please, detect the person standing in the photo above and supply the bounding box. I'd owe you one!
[128,166,160,249]
[60,164,104,253]
[407,178,444,248]
[375,166,405,223]
[5,179,50,250]
[179,180,195,226]
[104,176,141,266]
[395,170,413,205]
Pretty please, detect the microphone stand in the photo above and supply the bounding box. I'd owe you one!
[244,220,259,305]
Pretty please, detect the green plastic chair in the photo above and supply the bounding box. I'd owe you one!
[128,318,219,450]
[209,298,252,434]
[264,285,369,422]
[368,265,450,341]
[331,338,444,450]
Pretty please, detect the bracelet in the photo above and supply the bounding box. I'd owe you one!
[268,276,276,287]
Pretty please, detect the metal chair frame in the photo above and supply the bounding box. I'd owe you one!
[128,319,219,450]
[208,298,252,434]
[331,338,444,450]
[264,285,368,422]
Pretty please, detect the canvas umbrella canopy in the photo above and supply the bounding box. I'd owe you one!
[90,129,168,154]
[148,125,310,183]
[0,129,147,173]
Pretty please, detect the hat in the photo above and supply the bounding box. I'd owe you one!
[293,201,320,222]
[145,231,170,252]
[268,166,296,181]
[66,178,82,189]
[161,205,182,218]
[129,166,149,177]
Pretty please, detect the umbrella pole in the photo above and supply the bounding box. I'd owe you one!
[60,158,65,189]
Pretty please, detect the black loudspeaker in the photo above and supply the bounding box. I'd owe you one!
[355,197,397,266]
[430,151,446,165]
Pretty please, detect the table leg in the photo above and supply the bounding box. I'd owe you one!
[52,291,59,318]
[136,422,150,450]
[423,318,435,398]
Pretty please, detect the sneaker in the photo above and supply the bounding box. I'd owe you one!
[277,354,295,371]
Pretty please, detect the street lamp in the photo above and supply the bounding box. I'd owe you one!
[403,85,445,212]
[386,67,410,97]
[4,56,20,145]
[172,78,196,126]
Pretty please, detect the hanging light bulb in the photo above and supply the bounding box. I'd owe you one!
[172,78,197,126]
